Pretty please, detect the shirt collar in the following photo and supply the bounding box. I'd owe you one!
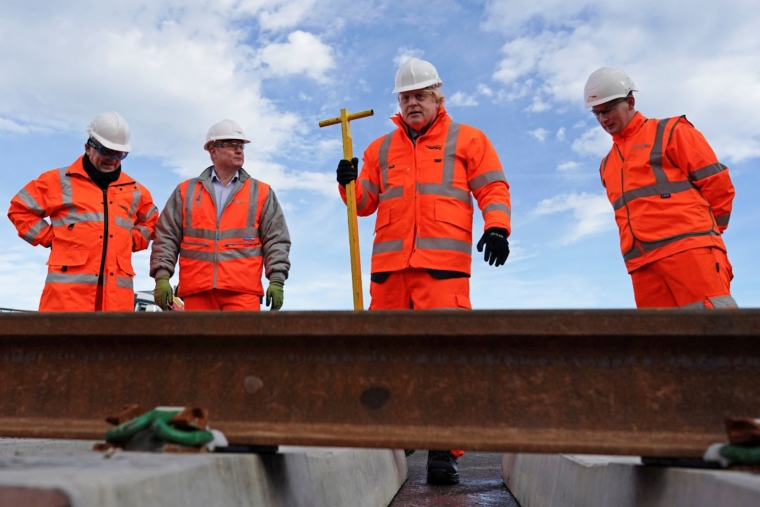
[211,168,239,185]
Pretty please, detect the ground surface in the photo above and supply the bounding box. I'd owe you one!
[389,452,520,506]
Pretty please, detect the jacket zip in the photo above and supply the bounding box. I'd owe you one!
[97,188,109,310]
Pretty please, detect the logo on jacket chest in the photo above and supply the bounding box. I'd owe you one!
[425,144,443,150]
[632,143,652,150]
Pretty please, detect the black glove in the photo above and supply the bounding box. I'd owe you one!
[476,228,509,267]
[336,158,359,187]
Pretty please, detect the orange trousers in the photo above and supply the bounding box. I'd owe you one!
[183,289,261,311]
[630,247,737,308]
[369,268,471,310]
[370,268,466,459]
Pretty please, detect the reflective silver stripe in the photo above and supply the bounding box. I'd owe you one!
[359,179,380,196]
[372,240,404,254]
[129,189,141,217]
[418,184,472,204]
[51,212,105,227]
[715,214,730,227]
[45,273,98,285]
[638,231,719,254]
[417,237,471,254]
[180,248,215,262]
[442,122,461,186]
[218,248,263,262]
[709,295,738,308]
[649,119,669,184]
[184,229,216,240]
[623,246,643,262]
[247,179,259,229]
[23,219,49,244]
[184,179,200,232]
[58,166,74,210]
[379,186,404,202]
[115,216,133,231]
[612,180,696,210]
[16,189,45,216]
[483,203,512,217]
[681,300,706,309]
[468,170,507,191]
[116,276,134,290]
[219,228,258,240]
[138,205,158,222]
[691,162,727,181]
[134,225,151,241]
[378,133,393,191]
[358,188,368,211]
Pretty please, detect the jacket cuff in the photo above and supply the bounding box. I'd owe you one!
[153,269,172,280]
[269,272,287,283]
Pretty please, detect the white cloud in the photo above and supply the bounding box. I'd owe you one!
[393,46,424,67]
[528,127,549,142]
[484,0,760,162]
[0,2,347,193]
[448,91,479,107]
[257,30,335,82]
[477,84,494,97]
[572,127,611,157]
[533,192,613,244]
[557,161,580,171]
[556,126,566,140]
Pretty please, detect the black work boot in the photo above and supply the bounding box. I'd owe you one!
[426,450,460,485]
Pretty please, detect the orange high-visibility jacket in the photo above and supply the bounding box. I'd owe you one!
[150,167,291,297]
[600,112,735,272]
[340,107,512,275]
[7,156,158,311]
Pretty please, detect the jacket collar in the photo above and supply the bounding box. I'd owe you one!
[612,111,647,145]
[67,155,135,186]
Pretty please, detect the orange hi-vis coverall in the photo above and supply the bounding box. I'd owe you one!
[150,167,291,310]
[8,155,158,311]
[339,106,511,310]
[600,112,737,308]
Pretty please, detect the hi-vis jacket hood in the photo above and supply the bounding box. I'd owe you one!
[8,155,158,311]
[340,106,512,275]
[600,112,735,272]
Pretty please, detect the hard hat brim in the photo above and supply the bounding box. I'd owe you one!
[89,132,131,152]
[392,79,442,94]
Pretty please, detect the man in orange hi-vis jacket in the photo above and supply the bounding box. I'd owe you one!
[8,112,158,311]
[335,58,512,486]
[584,67,737,309]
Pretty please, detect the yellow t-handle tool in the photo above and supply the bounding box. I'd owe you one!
[319,108,374,310]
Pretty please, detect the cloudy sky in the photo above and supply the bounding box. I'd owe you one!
[1,0,758,310]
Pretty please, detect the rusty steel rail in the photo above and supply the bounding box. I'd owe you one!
[0,310,758,457]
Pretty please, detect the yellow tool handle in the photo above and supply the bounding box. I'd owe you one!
[340,109,365,310]
[319,109,374,128]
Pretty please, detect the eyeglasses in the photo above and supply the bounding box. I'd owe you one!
[398,91,433,105]
[213,141,246,151]
[87,139,128,161]
[591,98,628,118]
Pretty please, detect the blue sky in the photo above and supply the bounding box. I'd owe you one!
[1,0,758,310]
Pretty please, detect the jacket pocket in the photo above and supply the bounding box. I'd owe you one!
[46,249,90,267]
[434,201,472,233]
[375,206,391,233]
[116,254,135,277]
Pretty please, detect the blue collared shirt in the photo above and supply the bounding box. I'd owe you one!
[210,169,239,221]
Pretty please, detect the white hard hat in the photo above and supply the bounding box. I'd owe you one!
[392,58,443,94]
[583,67,637,108]
[86,111,131,152]
[204,119,251,150]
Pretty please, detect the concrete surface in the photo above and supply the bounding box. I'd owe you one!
[390,452,519,506]
[502,453,760,507]
[0,439,407,507]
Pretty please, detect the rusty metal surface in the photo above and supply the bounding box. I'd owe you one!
[0,487,70,507]
[389,452,519,507]
[0,310,758,457]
